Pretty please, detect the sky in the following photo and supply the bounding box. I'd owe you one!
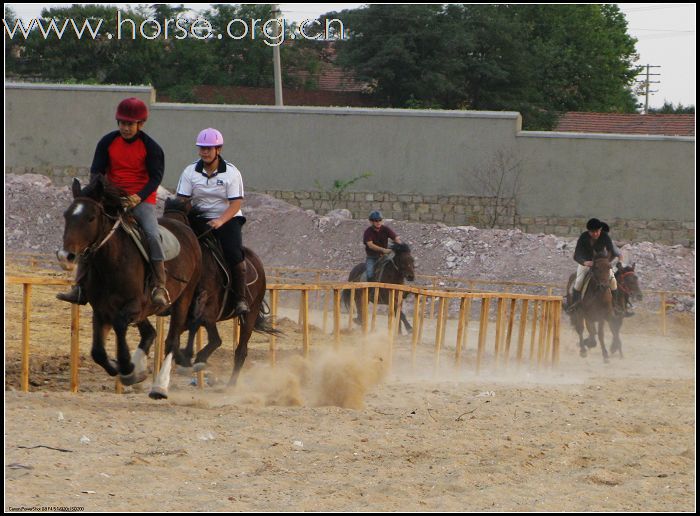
[5,3,696,109]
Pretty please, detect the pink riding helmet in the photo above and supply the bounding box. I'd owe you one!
[196,128,224,147]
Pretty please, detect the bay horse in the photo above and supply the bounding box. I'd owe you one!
[57,177,201,399]
[566,252,616,362]
[343,243,416,334]
[609,262,643,357]
[163,198,279,386]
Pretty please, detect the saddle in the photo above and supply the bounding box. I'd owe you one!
[121,215,181,263]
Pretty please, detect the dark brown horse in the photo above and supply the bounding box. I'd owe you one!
[609,262,643,357]
[343,243,416,334]
[57,177,201,398]
[163,198,279,386]
[567,252,616,362]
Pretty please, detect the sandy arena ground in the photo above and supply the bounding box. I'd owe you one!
[4,262,696,512]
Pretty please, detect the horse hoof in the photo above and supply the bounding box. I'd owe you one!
[149,387,168,400]
[120,370,147,386]
[175,365,194,376]
[579,349,587,358]
[604,357,610,364]
[193,362,208,373]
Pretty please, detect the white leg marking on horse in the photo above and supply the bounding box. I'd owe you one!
[152,353,173,393]
[132,348,147,377]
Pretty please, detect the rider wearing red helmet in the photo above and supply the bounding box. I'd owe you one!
[176,128,249,315]
[57,97,169,308]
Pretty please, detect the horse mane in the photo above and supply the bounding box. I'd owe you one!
[391,242,411,254]
[81,176,128,213]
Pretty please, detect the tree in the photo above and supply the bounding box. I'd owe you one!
[327,4,641,129]
[648,102,695,114]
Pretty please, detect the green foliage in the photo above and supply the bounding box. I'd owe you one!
[5,3,324,96]
[314,172,373,210]
[327,4,641,129]
[648,102,695,114]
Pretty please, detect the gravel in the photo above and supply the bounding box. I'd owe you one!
[5,173,695,313]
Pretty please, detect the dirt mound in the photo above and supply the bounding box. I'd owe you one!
[5,173,695,313]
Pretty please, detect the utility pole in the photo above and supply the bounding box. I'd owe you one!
[634,64,661,114]
[271,4,284,106]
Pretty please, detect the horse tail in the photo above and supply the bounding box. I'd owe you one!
[253,300,284,336]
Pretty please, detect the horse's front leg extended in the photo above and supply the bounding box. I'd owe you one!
[91,317,119,376]
[572,312,587,357]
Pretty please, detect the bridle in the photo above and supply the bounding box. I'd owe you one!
[70,197,122,257]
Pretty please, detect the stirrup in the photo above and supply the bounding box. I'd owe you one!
[151,286,171,306]
[56,285,88,305]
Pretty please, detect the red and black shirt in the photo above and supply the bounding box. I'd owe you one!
[90,130,164,204]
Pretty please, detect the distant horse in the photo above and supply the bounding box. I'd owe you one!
[609,262,643,357]
[566,252,616,362]
[56,178,201,398]
[163,198,279,386]
[342,243,416,334]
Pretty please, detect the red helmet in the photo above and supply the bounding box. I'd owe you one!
[115,97,148,122]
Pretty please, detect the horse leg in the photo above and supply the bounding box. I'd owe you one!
[192,321,223,372]
[150,298,190,400]
[120,319,155,386]
[90,317,119,376]
[572,312,587,357]
[584,317,598,349]
[400,309,413,335]
[175,319,201,376]
[609,316,623,358]
[598,320,610,363]
[113,311,140,385]
[229,311,257,387]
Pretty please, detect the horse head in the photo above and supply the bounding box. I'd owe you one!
[615,262,643,301]
[590,251,611,289]
[391,242,415,281]
[56,177,123,270]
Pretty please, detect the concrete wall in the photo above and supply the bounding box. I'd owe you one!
[5,83,695,245]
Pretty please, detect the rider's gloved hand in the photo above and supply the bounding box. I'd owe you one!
[121,194,141,210]
[383,248,392,255]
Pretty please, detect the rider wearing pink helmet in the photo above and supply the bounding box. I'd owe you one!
[176,128,249,315]
[58,97,169,308]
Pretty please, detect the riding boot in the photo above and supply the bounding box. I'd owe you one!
[151,260,170,308]
[566,289,581,313]
[56,259,88,305]
[232,261,249,315]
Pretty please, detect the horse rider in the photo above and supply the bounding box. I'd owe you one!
[566,217,626,314]
[175,128,249,315]
[363,210,402,281]
[57,97,169,308]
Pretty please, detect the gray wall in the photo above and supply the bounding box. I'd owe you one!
[5,82,694,228]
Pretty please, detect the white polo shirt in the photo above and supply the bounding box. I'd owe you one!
[176,158,244,219]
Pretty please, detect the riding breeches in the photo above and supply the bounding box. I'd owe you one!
[213,217,245,268]
[574,264,617,291]
[132,202,165,262]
